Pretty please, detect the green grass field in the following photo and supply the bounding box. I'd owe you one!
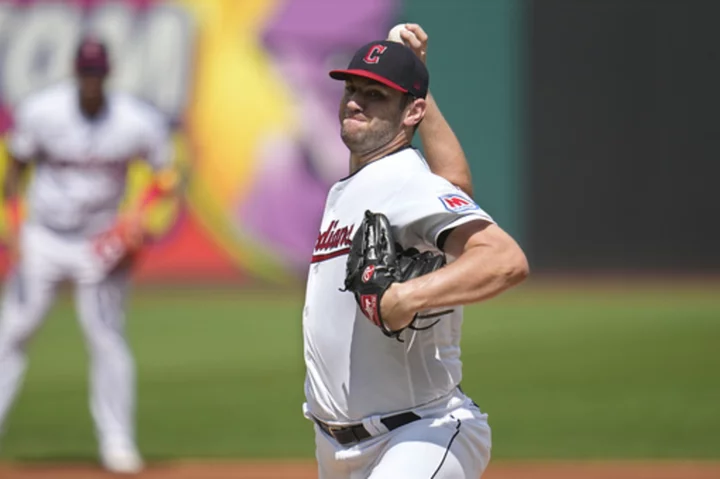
[0,280,718,462]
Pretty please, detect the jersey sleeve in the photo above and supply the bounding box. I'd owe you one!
[7,98,41,161]
[138,105,173,171]
[390,171,494,251]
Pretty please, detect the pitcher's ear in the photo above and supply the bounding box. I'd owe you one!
[404,97,427,127]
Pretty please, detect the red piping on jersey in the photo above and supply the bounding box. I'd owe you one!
[310,247,351,264]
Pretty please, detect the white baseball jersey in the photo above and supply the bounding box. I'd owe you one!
[7,81,171,236]
[303,146,494,424]
[0,83,170,462]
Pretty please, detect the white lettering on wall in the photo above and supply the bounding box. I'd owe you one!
[0,2,194,119]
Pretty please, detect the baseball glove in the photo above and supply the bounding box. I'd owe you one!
[92,216,144,271]
[343,210,446,340]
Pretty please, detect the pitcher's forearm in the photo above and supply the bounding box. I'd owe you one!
[404,245,527,313]
[418,93,473,196]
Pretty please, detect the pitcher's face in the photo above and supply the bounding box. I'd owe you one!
[339,77,407,154]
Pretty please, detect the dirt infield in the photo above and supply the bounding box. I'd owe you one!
[1,461,720,478]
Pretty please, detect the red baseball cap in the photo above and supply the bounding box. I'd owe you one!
[75,36,110,75]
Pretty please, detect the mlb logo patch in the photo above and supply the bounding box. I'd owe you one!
[438,193,479,213]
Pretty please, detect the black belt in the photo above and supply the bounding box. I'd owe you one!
[315,411,421,446]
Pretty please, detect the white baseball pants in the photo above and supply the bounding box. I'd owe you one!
[312,389,492,479]
[0,222,137,452]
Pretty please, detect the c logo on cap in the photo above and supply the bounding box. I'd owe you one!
[363,44,388,65]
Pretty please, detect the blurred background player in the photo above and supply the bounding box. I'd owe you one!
[0,35,176,474]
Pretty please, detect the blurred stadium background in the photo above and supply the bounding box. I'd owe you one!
[0,0,718,476]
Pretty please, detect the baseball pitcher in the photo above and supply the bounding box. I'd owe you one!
[0,36,175,474]
[303,25,529,478]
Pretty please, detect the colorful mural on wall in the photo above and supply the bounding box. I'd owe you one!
[0,0,400,283]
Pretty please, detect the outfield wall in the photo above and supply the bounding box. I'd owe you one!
[0,0,521,283]
[0,0,716,283]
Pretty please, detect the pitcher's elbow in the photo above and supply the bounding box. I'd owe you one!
[500,249,530,286]
[514,253,530,284]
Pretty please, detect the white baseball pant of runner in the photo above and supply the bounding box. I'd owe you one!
[312,389,492,479]
[0,222,136,451]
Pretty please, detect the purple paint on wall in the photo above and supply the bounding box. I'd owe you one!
[238,0,400,273]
